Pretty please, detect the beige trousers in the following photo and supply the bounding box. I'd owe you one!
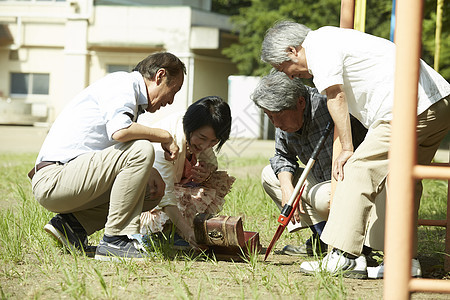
[262,164,386,250]
[321,97,450,256]
[262,165,329,230]
[32,140,160,236]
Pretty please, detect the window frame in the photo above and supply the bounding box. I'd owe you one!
[10,72,50,97]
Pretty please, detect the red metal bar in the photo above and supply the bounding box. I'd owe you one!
[413,165,450,179]
[417,151,450,272]
[340,0,355,28]
[410,278,450,293]
[417,219,446,227]
[446,166,450,271]
[384,0,423,298]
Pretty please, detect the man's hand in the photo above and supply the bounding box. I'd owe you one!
[332,149,354,181]
[283,189,306,224]
[145,167,165,200]
[161,138,179,161]
[279,172,305,224]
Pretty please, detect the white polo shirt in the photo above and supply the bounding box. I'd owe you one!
[302,26,450,129]
[36,71,148,164]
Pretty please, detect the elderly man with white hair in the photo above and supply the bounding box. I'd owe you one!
[251,71,383,264]
[261,20,450,278]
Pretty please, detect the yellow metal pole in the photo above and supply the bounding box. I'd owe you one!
[434,0,444,72]
[354,0,367,32]
[384,0,423,299]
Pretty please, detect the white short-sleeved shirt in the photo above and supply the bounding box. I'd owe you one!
[36,71,149,164]
[302,26,450,128]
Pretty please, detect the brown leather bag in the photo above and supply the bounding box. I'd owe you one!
[193,213,262,259]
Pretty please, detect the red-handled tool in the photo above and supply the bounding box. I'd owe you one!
[264,122,333,261]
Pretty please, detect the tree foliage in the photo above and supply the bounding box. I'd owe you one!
[217,0,450,80]
[422,0,450,79]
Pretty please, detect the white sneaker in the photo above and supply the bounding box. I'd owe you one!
[300,249,368,279]
[367,258,422,279]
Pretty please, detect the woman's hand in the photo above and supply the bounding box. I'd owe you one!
[191,161,216,183]
[332,149,354,181]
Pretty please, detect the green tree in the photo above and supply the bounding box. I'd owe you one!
[221,0,341,76]
[365,0,392,39]
[220,0,450,80]
[422,0,450,79]
[212,0,251,15]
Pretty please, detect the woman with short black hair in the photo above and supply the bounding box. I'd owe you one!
[138,96,234,249]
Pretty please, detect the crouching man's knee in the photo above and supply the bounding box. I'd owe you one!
[261,165,283,209]
[129,140,156,169]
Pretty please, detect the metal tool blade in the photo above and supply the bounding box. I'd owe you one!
[264,224,286,261]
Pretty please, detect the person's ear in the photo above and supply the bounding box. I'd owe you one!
[155,68,166,85]
[288,46,297,54]
[297,96,306,110]
[287,46,301,61]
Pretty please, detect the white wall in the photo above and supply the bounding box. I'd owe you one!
[227,76,263,139]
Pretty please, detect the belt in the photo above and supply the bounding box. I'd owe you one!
[28,161,60,180]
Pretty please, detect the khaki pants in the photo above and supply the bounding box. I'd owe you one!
[262,165,329,231]
[321,97,450,256]
[262,165,386,250]
[32,140,160,236]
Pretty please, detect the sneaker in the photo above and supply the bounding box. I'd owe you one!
[367,258,422,279]
[282,239,327,257]
[282,244,309,256]
[300,248,368,279]
[44,214,94,256]
[94,235,152,262]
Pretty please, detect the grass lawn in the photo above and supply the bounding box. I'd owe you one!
[0,152,449,299]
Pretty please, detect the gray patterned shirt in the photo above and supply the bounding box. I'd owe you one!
[270,86,367,185]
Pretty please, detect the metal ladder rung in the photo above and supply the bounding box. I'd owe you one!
[417,219,447,227]
[409,278,450,293]
[412,165,450,180]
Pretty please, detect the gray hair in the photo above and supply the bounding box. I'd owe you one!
[251,70,309,112]
[261,20,312,66]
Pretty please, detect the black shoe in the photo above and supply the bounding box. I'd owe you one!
[95,235,152,262]
[307,238,328,256]
[282,238,327,257]
[173,232,192,251]
[44,213,94,256]
[282,243,309,256]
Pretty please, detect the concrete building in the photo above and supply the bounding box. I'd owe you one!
[0,0,238,125]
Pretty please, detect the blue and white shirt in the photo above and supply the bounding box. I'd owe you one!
[270,86,367,184]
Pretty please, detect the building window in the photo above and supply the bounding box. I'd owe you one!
[0,0,67,2]
[10,73,50,95]
[107,64,134,73]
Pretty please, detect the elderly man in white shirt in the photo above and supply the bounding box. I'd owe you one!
[29,52,185,261]
[261,20,450,279]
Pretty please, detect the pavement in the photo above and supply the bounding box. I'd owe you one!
[0,125,276,158]
[0,125,50,153]
[0,125,448,162]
